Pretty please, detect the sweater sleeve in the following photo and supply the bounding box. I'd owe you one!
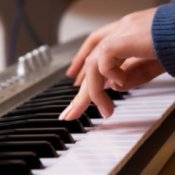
[152,3,175,77]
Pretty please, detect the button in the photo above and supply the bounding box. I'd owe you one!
[25,53,36,71]
[32,49,45,68]
[38,45,52,64]
[17,56,30,77]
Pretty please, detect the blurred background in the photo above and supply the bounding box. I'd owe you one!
[0,0,169,71]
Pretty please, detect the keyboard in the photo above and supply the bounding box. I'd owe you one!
[0,36,174,175]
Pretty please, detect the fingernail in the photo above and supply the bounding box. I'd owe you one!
[58,103,73,120]
[104,81,110,89]
[66,68,75,78]
[99,107,110,119]
[74,80,80,87]
[66,70,72,78]
[117,80,123,88]
[110,81,118,91]
[118,74,126,87]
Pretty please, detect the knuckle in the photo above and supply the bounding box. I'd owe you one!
[85,55,94,68]
[84,57,91,67]
[82,32,99,49]
[89,31,97,38]
[99,62,110,76]
[121,13,137,24]
[99,42,113,55]
[98,48,114,76]
[87,31,99,43]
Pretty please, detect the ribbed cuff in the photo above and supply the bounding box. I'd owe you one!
[152,4,175,77]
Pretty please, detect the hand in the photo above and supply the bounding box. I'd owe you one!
[66,8,158,85]
[59,7,165,121]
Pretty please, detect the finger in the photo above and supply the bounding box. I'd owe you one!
[98,55,126,87]
[59,79,91,121]
[74,65,85,86]
[109,58,165,91]
[83,35,135,88]
[109,80,122,91]
[66,22,119,78]
[86,32,153,88]
[66,35,99,78]
[85,56,114,118]
[121,58,165,90]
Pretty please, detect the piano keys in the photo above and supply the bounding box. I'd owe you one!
[0,38,174,175]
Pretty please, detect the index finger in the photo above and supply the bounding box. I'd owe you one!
[59,79,91,121]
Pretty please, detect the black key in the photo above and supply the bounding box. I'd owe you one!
[6,105,67,116]
[44,87,126,100]
[0,121,28,130]
[34,89,78,99]
[28,95,75,103]
[0,134,66,150]
[59,78,75,83]
[0,129,14,135]
[0,114,45,123]
[54,77,75,86]
[79,114,93,127]
[105,89,123,100]
[0,119,86,133]
[54,78,75,86]
[0,141,58,158]
[0,160,31,175]
[15,113,93,127]
[85,104,102,119]
[120,91,129,95]
[0,113,61,122]
[0,128,74,143]
[17,101,70,110]
[21,100,71,108]
[0,113,69,123]
[0,152,43,169]
[39,113,93,127]
[0,115,36,123]
[4,113,93,127]
[0,112,93,128]
[14,128,75,143]
[44,86,76,92]
[0,113,70,122]
[6,104,100,120]
[27,119,86,133]
[34,94,74,102]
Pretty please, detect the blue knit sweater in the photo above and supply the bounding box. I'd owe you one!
[152,0,175,77]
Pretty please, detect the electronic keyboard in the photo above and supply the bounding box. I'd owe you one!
[0,36,174,175]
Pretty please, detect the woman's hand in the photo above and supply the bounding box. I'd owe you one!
[59,7,165,121]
